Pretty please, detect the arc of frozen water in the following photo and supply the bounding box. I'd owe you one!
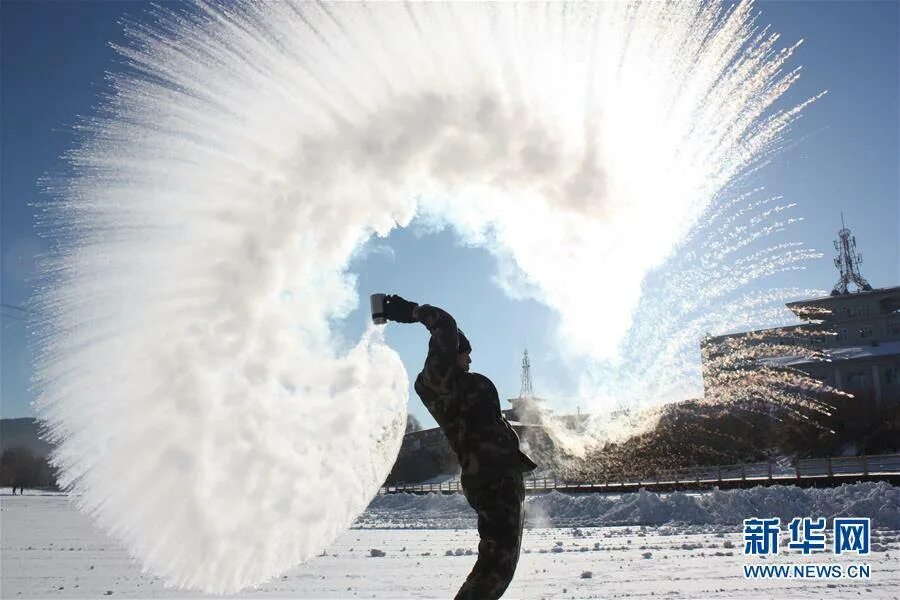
[33,1,817,592]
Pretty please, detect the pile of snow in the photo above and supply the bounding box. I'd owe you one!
[356,491,474,529]
[358,482,899,529]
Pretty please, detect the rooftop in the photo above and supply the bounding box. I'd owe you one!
[786,286,900,321]
[786,285,900,307]
[762,339,900,368]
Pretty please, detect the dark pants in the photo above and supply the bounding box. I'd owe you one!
[454,473,526,600]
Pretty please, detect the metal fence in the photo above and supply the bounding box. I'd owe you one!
[380,452,900,495]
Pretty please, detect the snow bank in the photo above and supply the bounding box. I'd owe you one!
[356,491,475,529]
[358,482,900,529]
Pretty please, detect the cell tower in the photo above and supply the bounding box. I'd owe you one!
[831,214,873,295]
[519,349,534,398]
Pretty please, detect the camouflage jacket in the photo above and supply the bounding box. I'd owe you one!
[413,305,538,482]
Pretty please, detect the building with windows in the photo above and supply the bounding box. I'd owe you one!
[780,286,900,408]
[701,222,900,412]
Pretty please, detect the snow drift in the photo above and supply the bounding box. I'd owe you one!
[361,482,900,529]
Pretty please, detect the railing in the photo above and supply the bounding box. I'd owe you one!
[379,452,900,495]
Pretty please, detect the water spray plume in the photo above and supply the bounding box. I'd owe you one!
[34,1,821,593]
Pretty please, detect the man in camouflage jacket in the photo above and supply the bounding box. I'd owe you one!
[382,294,538,600]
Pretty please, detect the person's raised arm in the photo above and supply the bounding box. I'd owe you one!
[382,295,459,393]
[412,304,460,394]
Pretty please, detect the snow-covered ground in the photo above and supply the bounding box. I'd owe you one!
[2,485,898,599]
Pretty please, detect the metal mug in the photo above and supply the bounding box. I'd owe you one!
[370,293,386,324]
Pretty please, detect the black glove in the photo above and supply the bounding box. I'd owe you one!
[383,295,418,323]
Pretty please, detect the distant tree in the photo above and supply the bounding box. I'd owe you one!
[405,413,422,433]
[0,446,58,492]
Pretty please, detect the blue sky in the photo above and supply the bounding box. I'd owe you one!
[2,1,897,427]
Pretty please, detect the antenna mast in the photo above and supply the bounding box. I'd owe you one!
[519,349,534,398]
[831,214,873,295]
